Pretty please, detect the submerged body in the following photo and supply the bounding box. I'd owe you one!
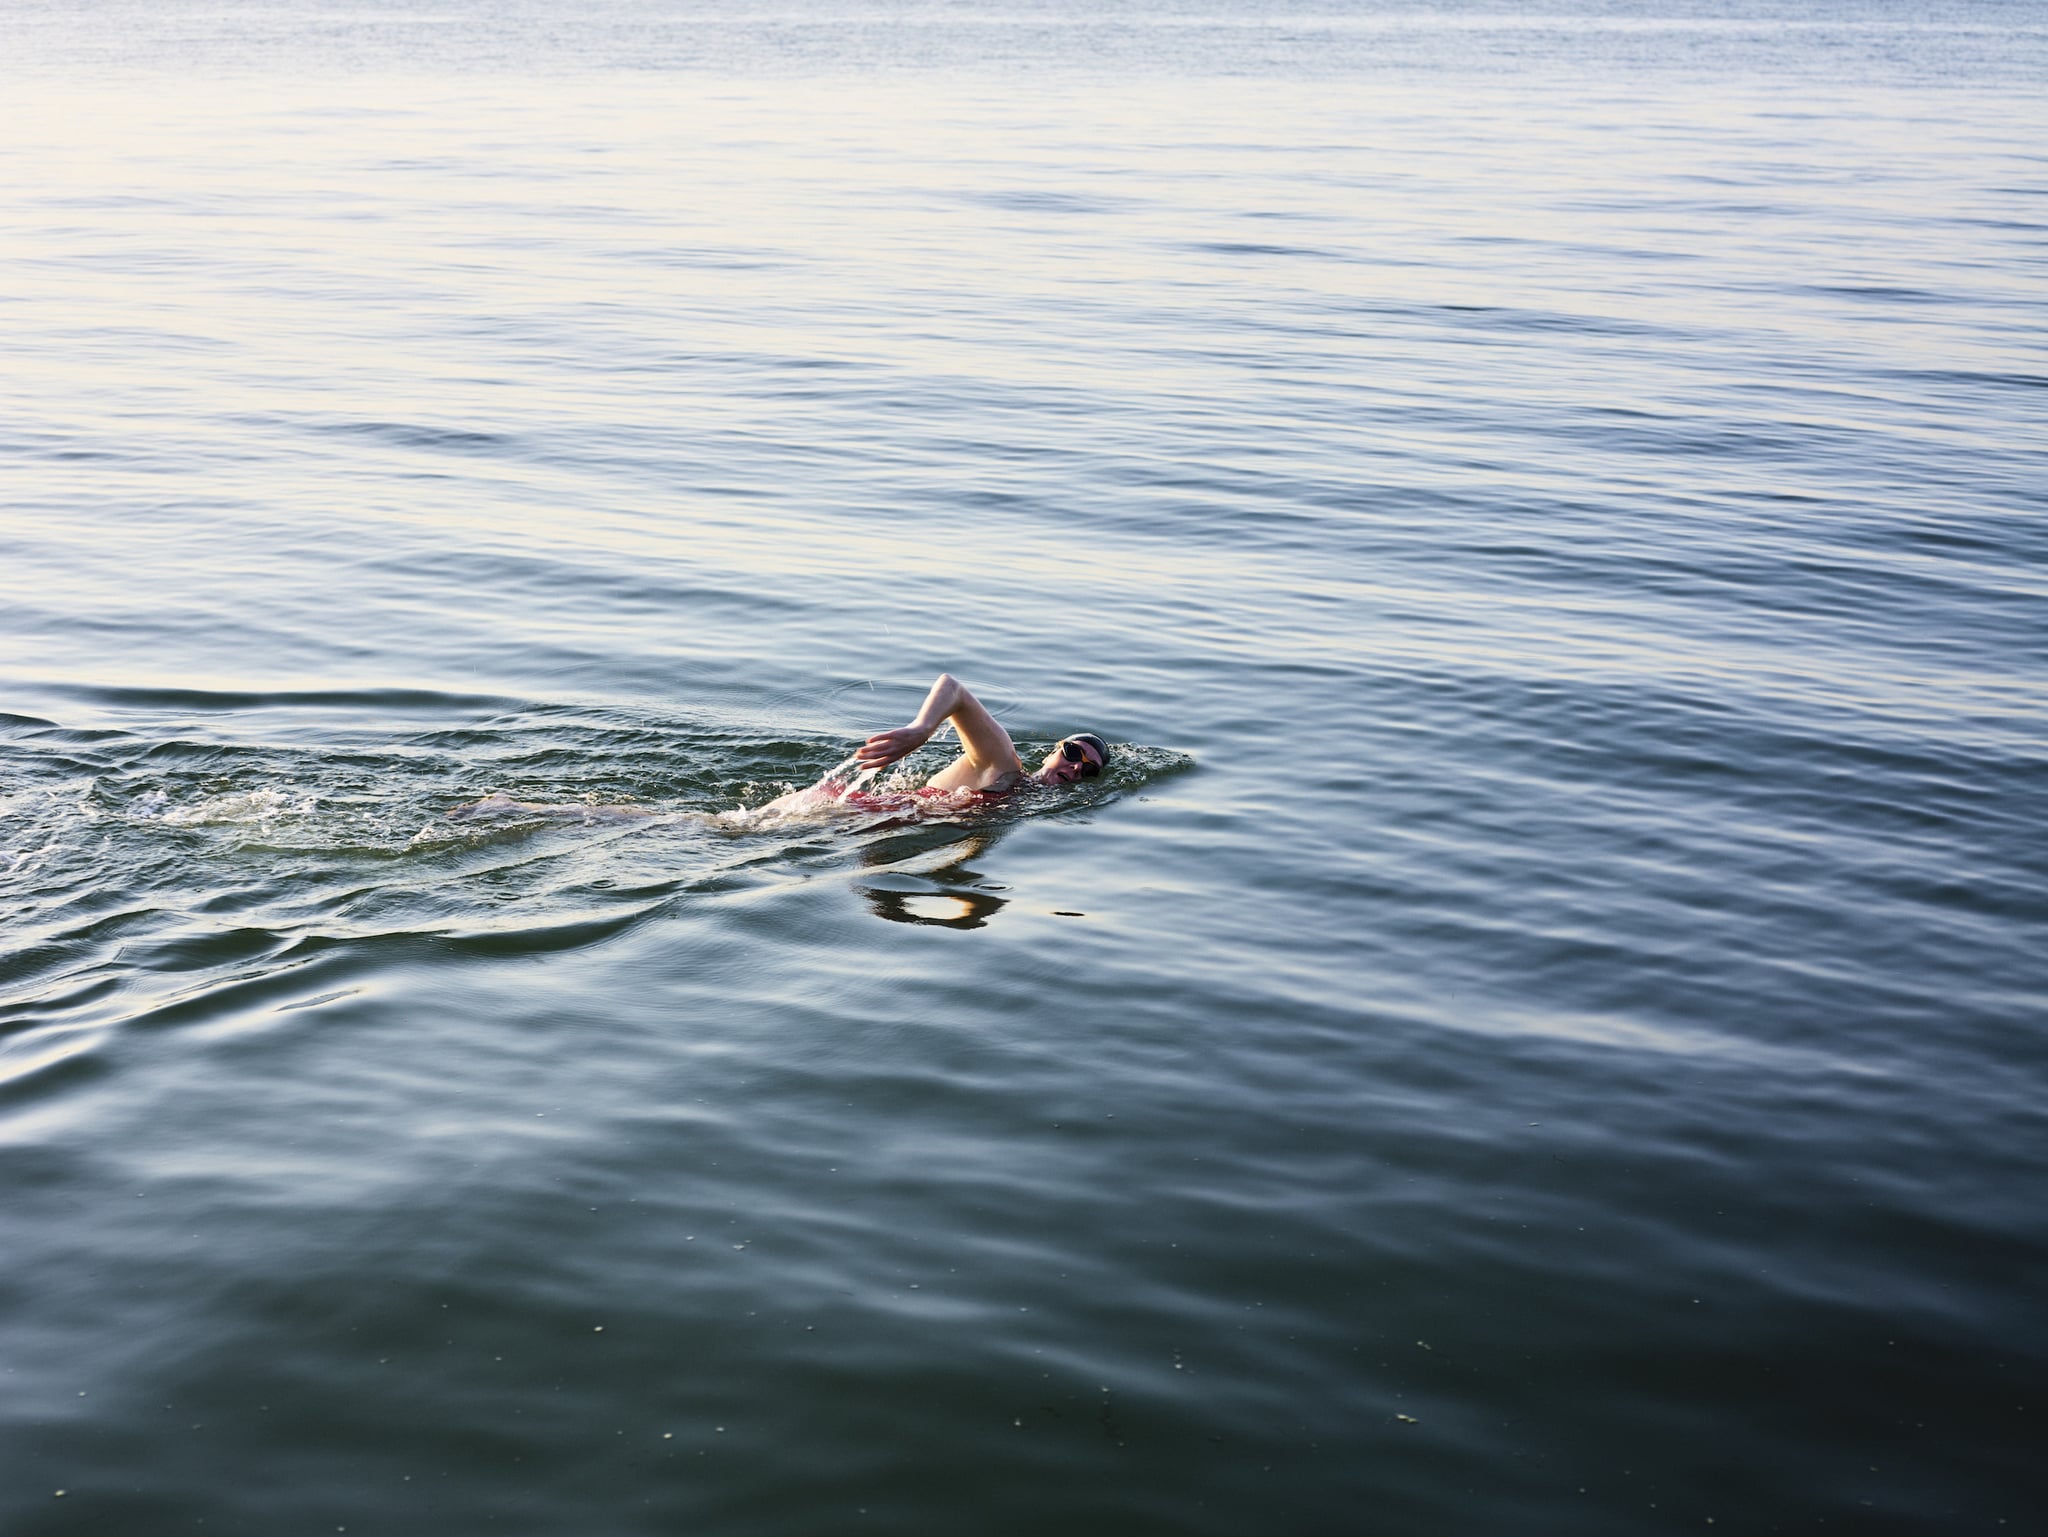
[444,792,659,825]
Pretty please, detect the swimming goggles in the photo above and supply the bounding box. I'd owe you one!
[1058,739,1103,778]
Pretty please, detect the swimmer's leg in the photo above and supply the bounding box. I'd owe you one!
[446,793,659,824]
[445,792,535,822]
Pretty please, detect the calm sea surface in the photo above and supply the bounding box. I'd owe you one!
[4,3,2045,1532]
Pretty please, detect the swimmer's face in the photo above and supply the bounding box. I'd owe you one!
[1037,736,1105,785]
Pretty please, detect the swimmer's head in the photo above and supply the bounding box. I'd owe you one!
[1036,733,1109,786]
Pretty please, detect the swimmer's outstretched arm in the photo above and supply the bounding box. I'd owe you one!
[854,673,1024,792]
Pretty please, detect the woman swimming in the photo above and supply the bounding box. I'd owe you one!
[442,673,1108,826]
[851,673,1109,792]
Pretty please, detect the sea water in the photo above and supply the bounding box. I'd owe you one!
[3,3,2045,1532]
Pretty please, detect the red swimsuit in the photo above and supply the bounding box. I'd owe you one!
[835,783,1009,816]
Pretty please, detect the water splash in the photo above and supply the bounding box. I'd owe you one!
[158,786,319,827]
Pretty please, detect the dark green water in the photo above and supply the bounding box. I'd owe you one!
[4,4,2046,1532]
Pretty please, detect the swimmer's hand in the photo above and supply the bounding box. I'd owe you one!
[854,724,936,770]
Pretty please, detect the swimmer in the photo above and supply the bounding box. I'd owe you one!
[852,673,1109,793]
[441,674,1106,826]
